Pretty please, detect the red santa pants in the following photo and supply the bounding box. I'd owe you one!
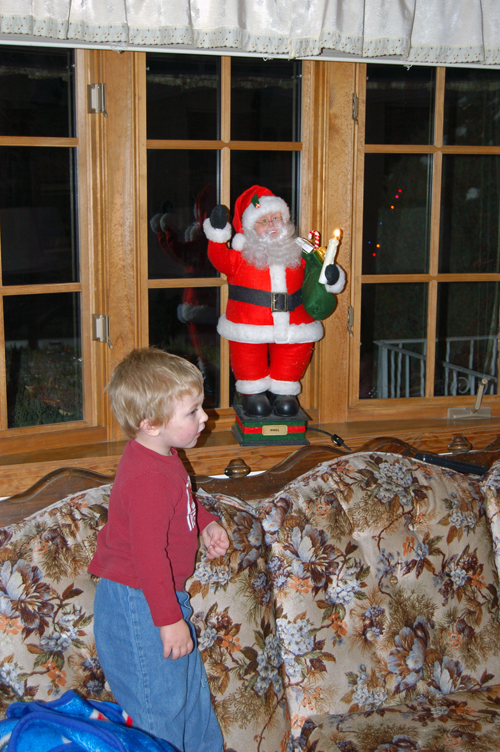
[229,340,314,394]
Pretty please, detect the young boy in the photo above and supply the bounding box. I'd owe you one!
[89,347,228,752]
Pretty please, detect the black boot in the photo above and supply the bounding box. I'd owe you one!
[269,393,299,417]
[240,392,272,417]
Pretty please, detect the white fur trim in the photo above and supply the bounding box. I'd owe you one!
[325,265,346,294]
[160,213,177,232]
[217,314,324,344]
[269,265,290,343]
[269,379,301,396]
[235,376,272,394]
[272,312,290,344]
[241,195,290,232]
[269,264,287,291]
[203,217,232,243]
[232,233,245,251]
[177,303,218,325]
[150,213,162,233]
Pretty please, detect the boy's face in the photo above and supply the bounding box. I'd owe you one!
[137,390,208,455]
[160,391,208,453]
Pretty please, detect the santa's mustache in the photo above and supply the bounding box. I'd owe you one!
[241,223,302,269]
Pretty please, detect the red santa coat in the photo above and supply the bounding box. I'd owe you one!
[207,240,324,345]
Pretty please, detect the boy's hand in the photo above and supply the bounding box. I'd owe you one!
[202,521,230,560]
[159,619,193,660]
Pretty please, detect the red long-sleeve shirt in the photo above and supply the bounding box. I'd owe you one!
[88,440,217,626]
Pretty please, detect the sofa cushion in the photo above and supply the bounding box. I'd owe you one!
[0,485,114,717]
[258,452,500,739]
[298,683,500,751]
[187,489,291,752]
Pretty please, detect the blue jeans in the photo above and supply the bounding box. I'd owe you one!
[94,579,223,752]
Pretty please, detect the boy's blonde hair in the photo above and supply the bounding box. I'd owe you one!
[106,347,203,438]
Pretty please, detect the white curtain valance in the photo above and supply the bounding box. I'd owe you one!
[0,0,499,65]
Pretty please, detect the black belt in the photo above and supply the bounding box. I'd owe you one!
[228,284,302,313]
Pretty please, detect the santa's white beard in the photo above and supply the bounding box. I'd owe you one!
[241,223,302,269]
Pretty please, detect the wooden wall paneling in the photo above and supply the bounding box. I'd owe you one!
[86,49,112,433]
[349,63,366,415]
[100,50,143,441]
[135,52,149,352]
[74,49,95,429]
[318,63,357,424]
[298,61,321,410]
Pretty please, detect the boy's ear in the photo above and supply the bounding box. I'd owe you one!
[138,419,160,437]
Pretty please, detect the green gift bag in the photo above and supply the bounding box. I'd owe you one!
[301,249,338,321]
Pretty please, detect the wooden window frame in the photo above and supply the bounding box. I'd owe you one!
[0,48,109,457]
[140,54,308,431]
[348,64,500,423]
[1,54,499,496]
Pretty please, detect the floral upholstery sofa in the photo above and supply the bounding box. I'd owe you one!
[2,451,500,752]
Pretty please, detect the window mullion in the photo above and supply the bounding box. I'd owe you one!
[219,56,231,408]
[0,285,6,430]
[425,68,445,398]
[350,63,367,410]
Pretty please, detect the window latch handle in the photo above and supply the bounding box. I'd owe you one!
[347,305,354,337]
[92,314,113,349]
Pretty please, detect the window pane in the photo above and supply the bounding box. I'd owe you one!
[0,147,78,286]
[231,151,300,223]
[360,283,427,399]
[5,293,82,427]
[439,155,500,274]
[0,47,74,138]
[146,54,219,141]
[365,64,435,145]
[444,68,500,147]
[434,282,498,397]
[149,287,220,409]
[147,151,218,280]
[362,154,432,274]
[231,59,301,142]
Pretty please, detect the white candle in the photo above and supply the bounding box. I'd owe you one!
[319,229,341,284]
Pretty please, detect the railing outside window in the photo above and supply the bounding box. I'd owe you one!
[375,336,498,399]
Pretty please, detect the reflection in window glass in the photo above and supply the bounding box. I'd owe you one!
[147,150,218,279]
[0,47,74,138]
[444,68,500,147]
[231,151,299,223]
[440,155,500,273]
[434,282,499,397]
[365,64,435,145]
[360,283,427,399]
[146,54,219,141]
[362,153,431,275]
[4,293,82,427]
[0,147,78,286]
[149,287,220,409]
[231,58,301,142]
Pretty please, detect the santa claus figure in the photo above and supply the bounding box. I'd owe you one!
[150,185,218,403]
[203,185,346,418]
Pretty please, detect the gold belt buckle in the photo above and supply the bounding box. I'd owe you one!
[271,292,288,312]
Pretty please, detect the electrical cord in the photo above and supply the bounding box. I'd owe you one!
[307,427,352,451]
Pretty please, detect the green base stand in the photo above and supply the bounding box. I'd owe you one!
[231,402,309,446]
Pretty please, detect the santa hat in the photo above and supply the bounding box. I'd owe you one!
[231,186,290,251]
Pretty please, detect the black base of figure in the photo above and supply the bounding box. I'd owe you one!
[232,401,309,446]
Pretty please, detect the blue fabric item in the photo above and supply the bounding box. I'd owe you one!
[0,690,178,751]
[94,582,224,752]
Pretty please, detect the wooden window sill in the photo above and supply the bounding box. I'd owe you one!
[1,416,499,497]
